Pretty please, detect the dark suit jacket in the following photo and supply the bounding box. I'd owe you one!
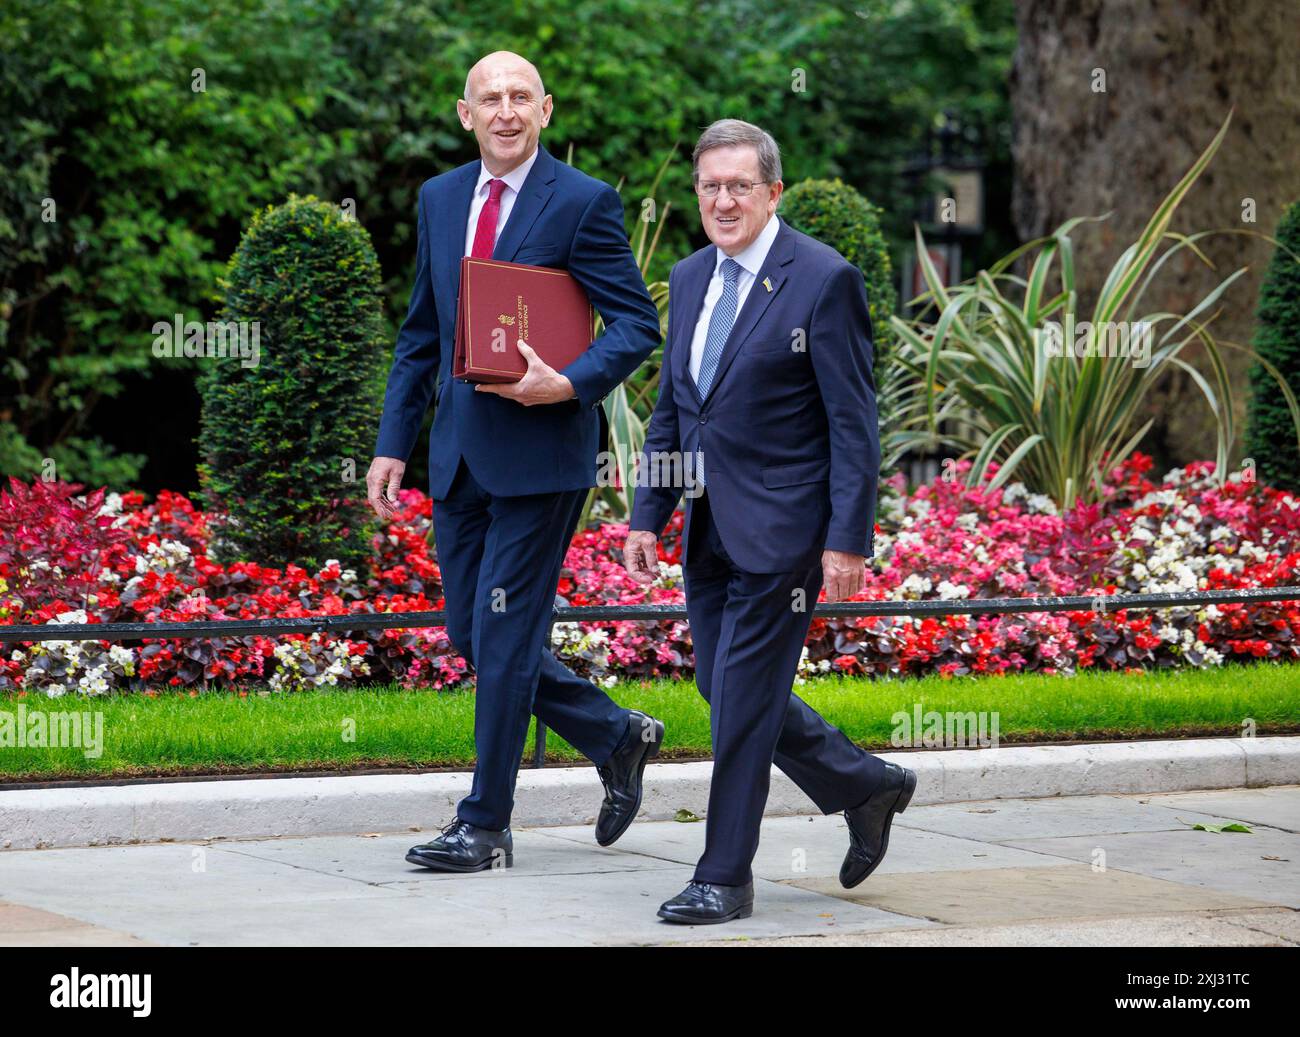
[374,143,661,498]
[629,216,879,573]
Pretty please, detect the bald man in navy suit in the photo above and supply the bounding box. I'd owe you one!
[368,52,664,874]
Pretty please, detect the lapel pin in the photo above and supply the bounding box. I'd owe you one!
[763,276,773,293]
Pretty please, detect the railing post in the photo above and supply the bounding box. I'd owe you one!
[533,604,558,768]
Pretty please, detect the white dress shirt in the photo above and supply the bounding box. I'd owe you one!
[688,213,782,382]
[463,146,539,258]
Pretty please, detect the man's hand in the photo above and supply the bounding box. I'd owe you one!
[822,549,867,602]
[474,339,576,406]
[624,530,660,585]
[367,456,407,520]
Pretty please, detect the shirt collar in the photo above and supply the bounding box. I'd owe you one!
[714,213,781,279]
[476,146,540,198]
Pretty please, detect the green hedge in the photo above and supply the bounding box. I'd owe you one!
[1246,202,1300,494]
[779,178,897,360]
[196,195,385,572]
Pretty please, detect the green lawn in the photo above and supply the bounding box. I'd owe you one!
[1,661,1296,782]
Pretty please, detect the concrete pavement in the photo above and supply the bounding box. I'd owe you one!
[1,786,1296,946]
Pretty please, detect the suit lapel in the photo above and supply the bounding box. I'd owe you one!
[672,249,713,388]
[700,217,795,404]
[445,164,479,304]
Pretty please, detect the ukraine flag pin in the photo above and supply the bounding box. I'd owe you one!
[763,276,773,293]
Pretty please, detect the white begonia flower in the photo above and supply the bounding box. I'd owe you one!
[899,574,932,598]
[52,609,88,625]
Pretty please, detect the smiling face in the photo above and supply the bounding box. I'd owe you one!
[457,52,552,177]
[695,144,782,256]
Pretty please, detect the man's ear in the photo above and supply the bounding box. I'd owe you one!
[456,98,474,131]
[768,179,784,216]
[540,94,553,128]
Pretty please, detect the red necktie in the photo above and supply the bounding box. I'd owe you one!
[470,179,507,259]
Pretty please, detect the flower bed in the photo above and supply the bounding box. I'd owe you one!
[2,453,1297,696]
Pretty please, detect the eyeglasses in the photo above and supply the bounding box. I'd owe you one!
[694,179,767,198]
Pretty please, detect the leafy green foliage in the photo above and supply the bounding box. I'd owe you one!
[2,0,1015,491]
[1245,202,1300,494]
[196,195,385,571]
[889,113,1300,509]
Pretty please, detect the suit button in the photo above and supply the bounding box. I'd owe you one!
[699,416,707,424]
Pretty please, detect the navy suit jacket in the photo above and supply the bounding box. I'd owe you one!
[374,144,661,499]
[629,216,880,574]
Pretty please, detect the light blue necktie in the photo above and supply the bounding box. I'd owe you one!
[693,257,741,489]
[694,258,742,399]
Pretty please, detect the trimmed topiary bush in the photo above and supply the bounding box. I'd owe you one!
[196,194,386,572]
[1246,201,1300,494]
[780,178,896,359]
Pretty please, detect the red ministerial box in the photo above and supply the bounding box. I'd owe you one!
[453,255,596,383]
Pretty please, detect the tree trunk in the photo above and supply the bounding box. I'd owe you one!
[1010,0,1300,472]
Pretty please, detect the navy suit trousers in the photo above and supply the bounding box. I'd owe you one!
[433,458,629,830]
[685,490,887,886]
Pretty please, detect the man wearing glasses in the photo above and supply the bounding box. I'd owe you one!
[624,119,917,924]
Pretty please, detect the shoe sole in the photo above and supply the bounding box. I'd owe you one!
[657,903,754,925]
[404,852,513,873]
[596,718,665,848]
[840,768,917,889]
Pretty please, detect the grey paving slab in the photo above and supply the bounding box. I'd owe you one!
[0,841,410,940]
[1001,826,1300,908]
[216,828,678,886]
[787,864,1277,926]
[1217,906,1300,943]
[535,813,1074,880]
[690,909,1300,947]
[380,868,935,946]
[891,794,1247,842]
[1133,786,1300,833]
[0,827,931,946]
[0,864,931,946]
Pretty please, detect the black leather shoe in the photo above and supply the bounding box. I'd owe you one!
[839,762,917,888]
[595,710,665,846]
[657,880,754,924]
[405,817,512,872]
